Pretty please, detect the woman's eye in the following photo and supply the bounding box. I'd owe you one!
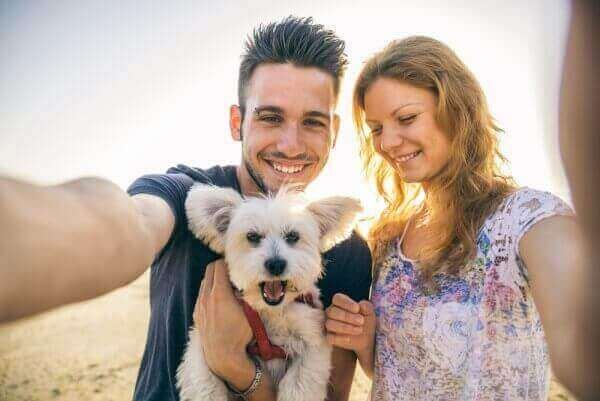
[369,127,382,136]
[246,231,263,245]
[284,230,300,245]
[399,115,417,124]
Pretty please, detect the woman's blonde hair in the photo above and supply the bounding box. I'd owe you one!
[353,36,515,281]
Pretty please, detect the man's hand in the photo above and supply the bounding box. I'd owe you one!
[194,259,255,391]
[325,293,376,379]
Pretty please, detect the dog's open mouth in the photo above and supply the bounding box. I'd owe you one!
[259,280,287,306]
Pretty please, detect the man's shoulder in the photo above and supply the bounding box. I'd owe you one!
[319,231,372,305]
[166,164,238,187]
[126,164,240,237]
[325,230,370,261]
[128,164,238,195]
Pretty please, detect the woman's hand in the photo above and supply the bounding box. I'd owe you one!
[325,293,376,378]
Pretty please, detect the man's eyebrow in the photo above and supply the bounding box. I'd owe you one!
[253,106,284,115]
[304,110,331,121]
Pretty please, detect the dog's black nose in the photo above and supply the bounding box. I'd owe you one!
[264,257,287,276]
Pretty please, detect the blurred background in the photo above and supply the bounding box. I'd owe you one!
[0,1,578,400]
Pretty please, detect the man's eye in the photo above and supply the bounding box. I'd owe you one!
[284,230,300,245]
[260,115,282,124]
[304,118,325,128]
[246,231,263,245]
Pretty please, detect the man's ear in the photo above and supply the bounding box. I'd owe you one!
[230,105,243,142]
[307,196,363,252]
[331,113,340,148]
[185,184,243,253]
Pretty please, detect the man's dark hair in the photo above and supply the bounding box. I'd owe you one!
[238,16,348,117]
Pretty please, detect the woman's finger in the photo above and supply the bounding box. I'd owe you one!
[325,318,363,335]
[332,293,360,313]
[359,300,375,316]
[326,305,365,326]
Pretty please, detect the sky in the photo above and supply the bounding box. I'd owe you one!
[0,0,572,214]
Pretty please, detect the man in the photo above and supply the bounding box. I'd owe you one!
[0,17,372,401]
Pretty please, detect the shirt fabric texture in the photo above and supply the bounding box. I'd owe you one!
[370,187,573,401]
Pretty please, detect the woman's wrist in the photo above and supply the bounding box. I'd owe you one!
[356,342,375,378]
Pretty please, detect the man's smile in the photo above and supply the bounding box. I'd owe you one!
[261,157,314,178]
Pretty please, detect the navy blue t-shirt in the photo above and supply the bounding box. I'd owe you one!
[127,164,372,401]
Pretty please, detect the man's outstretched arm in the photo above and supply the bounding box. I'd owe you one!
[0,176,174,323]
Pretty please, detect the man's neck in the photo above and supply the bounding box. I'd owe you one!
[236,165,264,198]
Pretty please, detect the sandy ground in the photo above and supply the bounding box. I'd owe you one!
[0,273,578,401]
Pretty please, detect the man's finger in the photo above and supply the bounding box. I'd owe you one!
[194,278,206,325]
[332,293,360,314]
[203,260,217,292]
[212,259,230,289]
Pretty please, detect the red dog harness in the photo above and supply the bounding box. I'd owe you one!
[241,293,317,361]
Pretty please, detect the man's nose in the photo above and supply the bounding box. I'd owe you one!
[276,124,305,158]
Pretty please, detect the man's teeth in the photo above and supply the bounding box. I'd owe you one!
[397,151,421,162]
[272,162,305,174]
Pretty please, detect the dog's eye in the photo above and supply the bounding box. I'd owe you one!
[246,231,263,245]
[284,230,300,245]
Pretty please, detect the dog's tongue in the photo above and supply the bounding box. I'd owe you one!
[264,281,284,300]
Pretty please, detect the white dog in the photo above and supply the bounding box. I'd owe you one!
[176,183,362,401]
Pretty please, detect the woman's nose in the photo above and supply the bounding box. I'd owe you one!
[380,127,404,153]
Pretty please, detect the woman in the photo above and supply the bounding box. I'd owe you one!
[325,36,586,400]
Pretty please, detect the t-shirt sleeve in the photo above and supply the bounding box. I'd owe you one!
[127,171,196,237]
[510,188,574,260]
[319,232,373,309]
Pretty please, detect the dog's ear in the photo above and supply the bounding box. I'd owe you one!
[185,184,243,253]
[307,196,363,252]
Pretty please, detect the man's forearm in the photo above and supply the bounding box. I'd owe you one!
[0,176,155,323]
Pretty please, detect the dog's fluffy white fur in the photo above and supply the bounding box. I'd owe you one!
[176,184,362,401]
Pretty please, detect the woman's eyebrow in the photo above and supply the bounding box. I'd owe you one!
[366,102,423,124]
[390,102,423,117]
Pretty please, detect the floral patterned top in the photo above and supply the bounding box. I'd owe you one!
[370,188,573,401]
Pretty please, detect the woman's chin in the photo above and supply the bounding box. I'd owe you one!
[397,170,426,184]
